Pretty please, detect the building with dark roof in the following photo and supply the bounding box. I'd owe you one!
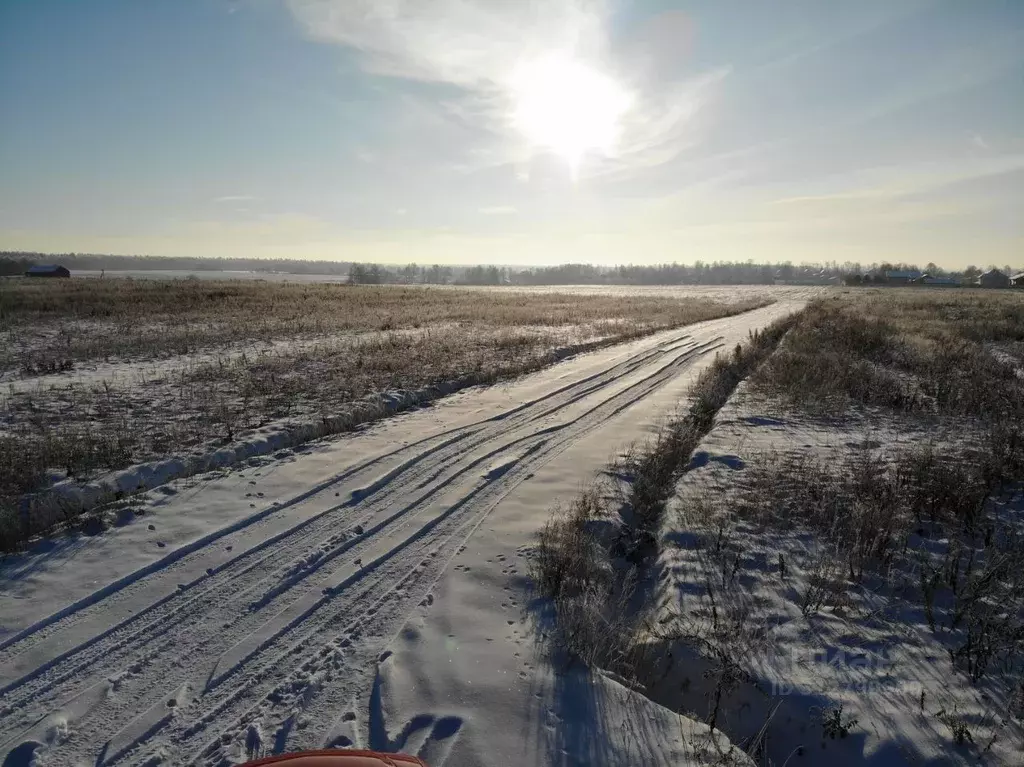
[25,264,70,278]
[978,269,1010,289]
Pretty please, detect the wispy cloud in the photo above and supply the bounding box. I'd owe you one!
[213,195,256,203]
[288,0,606,86]
[287,1,723,179]
[478,205,517,215]
[771,189,897,206]
[770,154,1024,206]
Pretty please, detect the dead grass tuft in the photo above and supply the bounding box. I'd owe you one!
[531,488,646,669]
[533,312,797,679]
[619,316,799,565]
[754,291,1024,419]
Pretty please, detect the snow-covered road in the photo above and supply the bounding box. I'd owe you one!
[0,300,803,766]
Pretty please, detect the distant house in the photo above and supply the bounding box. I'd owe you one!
[921,275,959,286]
[978,269,1010,289]
[885,270,924,284]
[1011,272,1024,288]
[25,264,70,278]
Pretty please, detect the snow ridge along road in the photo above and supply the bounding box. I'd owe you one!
[0,300,804,766]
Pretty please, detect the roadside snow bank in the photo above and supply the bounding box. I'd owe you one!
[20,335,623,535]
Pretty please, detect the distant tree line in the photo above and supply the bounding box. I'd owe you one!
[279,260,1023,287]
[0,252,350,276]
[0,254,35,276]
[348,260,846,286]
[3,251,1019,287]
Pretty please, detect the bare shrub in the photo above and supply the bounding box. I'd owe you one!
[799,549,848,617]
[618,315,798,566]
[936,706,974,746]
[534,312,798,677]
[617,423,704,564]
[531,489,647,668]
[689,321,797,428]
[534,489,611,598]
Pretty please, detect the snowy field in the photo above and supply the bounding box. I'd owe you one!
[529,289,1024,767]
[1,280,804,550]
[0,300,804,765]
[70,270,823,296]
[4,286,1021,766]
[2,280,815,544]
[653,385,1024,765]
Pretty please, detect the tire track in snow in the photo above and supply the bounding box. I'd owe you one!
[0,327,724,764]
[0,333,690,702]
[159,337,726,766]
[71,338,709,765]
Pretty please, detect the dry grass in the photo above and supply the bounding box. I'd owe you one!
[532,313,797,674]
[618,318,799,565]
[705,442,1024,683]
[0,278,772,551]
[0,278,770,371]
[532,489,647,669]
[535,291,1024,759]
[753,290,1024,419]
[682,290,1024,689]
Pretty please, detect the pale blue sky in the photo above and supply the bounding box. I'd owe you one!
[1,0,1021,267]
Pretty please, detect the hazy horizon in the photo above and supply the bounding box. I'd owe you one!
[2,1,1022,268]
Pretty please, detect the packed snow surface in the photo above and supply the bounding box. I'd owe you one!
[0,302,800,766]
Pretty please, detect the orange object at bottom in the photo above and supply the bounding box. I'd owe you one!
[241,749,429,767]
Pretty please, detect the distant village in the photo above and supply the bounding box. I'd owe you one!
[841,267,1024,289]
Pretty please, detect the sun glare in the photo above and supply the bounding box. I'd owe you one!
[510,54,632,178]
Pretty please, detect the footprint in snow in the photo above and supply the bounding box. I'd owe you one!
[370,710,464,765]
[244,723,263,759]
[3,740,43,767]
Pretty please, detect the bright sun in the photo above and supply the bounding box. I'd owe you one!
[509,54,632,178]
